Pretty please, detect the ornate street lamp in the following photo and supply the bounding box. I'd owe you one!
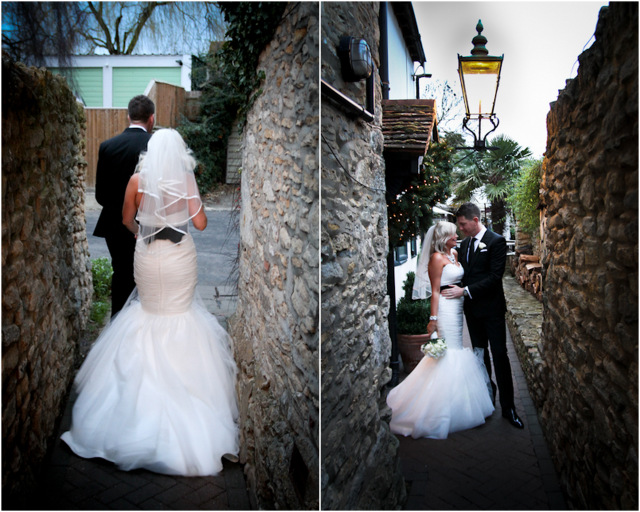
[457,20,503,151]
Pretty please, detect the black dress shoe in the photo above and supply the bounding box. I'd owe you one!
[502,408,524,429]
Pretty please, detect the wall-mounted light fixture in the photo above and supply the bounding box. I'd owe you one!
[457,20,503,151]
[322,35,375,122]
[338,36,374,82]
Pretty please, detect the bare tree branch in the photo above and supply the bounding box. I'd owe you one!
[3,2,228,60]
[124,2,167,55]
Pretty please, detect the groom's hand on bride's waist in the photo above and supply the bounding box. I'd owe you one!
[441,285,465,299]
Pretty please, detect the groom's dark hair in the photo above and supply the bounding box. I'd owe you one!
[128,95,155,122]
[456,202,481,221]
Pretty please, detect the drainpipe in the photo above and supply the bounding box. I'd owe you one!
[379,3,390,101]
[379,2,400,387]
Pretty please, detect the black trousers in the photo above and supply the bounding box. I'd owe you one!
[105,231,136,317]
[465,312,515,410]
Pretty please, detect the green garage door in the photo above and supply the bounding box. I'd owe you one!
[50,67,103,107]
[113,67,181,107]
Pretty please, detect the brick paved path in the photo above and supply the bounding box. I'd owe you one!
[37,390,250,510]
[396,320,566,510]
[31,195,251,510]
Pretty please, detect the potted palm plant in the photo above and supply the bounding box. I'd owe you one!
[396,271,431,373]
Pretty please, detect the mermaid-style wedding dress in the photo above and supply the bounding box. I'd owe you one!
[387,262,494,439]
[61,234,239,476]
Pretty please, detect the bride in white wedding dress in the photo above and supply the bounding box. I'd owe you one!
[61,129,239,476]
[387,221,494,439]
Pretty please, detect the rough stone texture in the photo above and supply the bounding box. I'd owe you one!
[504,276,545,408]
[320,3,405,509]
[2,57,92,506]
[538,4,638,509]
[229,3,319,510]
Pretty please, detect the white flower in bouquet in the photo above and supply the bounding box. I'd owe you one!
[421,336,447,359]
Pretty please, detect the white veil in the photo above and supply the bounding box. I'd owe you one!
[135,129,202,248]
[412,225,435,300]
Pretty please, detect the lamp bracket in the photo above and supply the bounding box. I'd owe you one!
[461,114,500,151]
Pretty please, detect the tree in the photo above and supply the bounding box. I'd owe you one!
[508,158,542,235]
[2,3,89,67]
[82,2,227,55]
[422,79,465,133]
[2,2,227,65]
[387,138,455,245]
[177,2,287,192]
[453,135,532,235]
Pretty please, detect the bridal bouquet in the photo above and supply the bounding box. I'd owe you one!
[421,335,447,359]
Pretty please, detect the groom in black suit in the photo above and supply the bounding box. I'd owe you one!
[442,202,524,429]
[93,95,155,316]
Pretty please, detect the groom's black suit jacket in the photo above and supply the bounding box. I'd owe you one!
[459,229,507,318]
[93,127,151,316]
[94,127,152,238]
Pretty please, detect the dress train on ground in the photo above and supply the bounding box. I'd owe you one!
[62,236,239,476]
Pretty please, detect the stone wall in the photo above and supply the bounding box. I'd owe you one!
[320,3,405,509]
[2,57,92,505]
[230,3,319,509]
[538,4,638,509]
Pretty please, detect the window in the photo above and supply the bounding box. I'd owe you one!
[394,244,408,266]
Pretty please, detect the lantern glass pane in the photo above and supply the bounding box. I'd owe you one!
[458,56,502,116]
[462,73,500,115]
[351,39,372,79]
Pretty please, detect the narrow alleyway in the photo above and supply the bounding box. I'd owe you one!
[35,190,250,510]
[396,313,565,510]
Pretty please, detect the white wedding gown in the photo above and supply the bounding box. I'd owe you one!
[61,235,239,476]
[387,262,494,439]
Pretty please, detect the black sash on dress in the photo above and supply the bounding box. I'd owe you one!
[145,226,186,244]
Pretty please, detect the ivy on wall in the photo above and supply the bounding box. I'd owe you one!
[178,2,287,192]
[387,140,454,246]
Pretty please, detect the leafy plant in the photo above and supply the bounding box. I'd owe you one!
[508,158,542,235]
[387,139,455,246]
[396,272,431,335]
[178,2,286,193]
[453,135,532,235]
[89,257,113,325]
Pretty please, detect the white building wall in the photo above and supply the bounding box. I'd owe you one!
[385,7,424,303]
[386,8,415,100]
[45,54,192,107]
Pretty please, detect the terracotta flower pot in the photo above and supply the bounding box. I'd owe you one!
[397,333,429,373]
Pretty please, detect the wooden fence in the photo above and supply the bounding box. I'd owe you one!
[84,108,129,188]
[83,81,200,188]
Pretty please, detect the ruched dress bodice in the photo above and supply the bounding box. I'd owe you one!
[134,237,197,315]
[437,263,464,350]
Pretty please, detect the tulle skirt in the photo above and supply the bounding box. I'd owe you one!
[387,347,495,439]
[61,236,239,476]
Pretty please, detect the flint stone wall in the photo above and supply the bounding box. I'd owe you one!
[320,2,405,509]
[538,4,638,509]
[2,57,92,505]
[230,3,319,509]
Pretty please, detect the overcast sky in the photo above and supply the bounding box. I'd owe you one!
[413,1,607,158]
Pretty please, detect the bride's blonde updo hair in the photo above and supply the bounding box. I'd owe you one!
[431,221,458,254]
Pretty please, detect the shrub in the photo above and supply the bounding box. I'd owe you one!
[509,158,542,235]
[90,257,113,325]
[396,272,430,335]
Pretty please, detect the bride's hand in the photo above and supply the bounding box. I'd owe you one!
[427,320,437,335]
